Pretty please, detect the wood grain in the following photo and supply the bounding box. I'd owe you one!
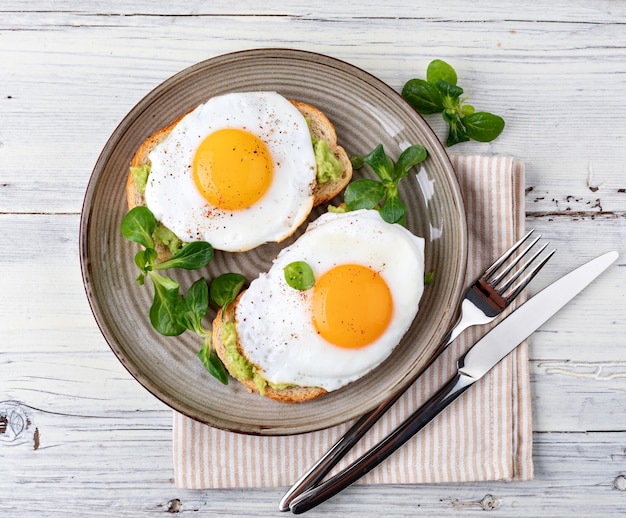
[1,1,626,516]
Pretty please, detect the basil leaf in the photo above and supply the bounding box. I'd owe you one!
[344,178,385,210]
[394,145,428,179]
[424,271,435,285]
[379,191,407,225]
[284,261,315,291]
[154,241,214,271]
[436,79,464,101]
[149,274,186,336]
[401,78,444,114]
[210,273,246,313]
[427,59,457,86]
[121,206,156,249]
[462,112,505,142]
[363,144,395,182]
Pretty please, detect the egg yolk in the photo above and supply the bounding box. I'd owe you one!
[192,128,274,210]
[312,264,393,349]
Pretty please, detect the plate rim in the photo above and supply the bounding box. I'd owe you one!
[80,47,468,435]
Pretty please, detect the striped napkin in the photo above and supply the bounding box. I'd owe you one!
[173,155,533,488]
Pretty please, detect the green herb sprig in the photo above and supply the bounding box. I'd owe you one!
[120,206,228,384]
[402,59,505,147]
[345,143,427,224]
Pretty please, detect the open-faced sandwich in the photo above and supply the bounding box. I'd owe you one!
[125,91,352,257]
[212,209,425,403]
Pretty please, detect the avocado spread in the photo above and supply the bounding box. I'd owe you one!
[221,321,291,396]
[154,223,183,255]
[130,164,151,195]
[313,139,343,184]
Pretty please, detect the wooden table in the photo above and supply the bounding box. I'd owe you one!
[2,2,625,516]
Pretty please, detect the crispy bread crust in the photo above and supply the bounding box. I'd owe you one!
[212,292,328,403]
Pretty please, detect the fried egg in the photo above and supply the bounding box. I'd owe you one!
[144,92,317,252]
[235,209,425,392]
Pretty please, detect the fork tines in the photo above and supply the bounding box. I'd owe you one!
[485,229,556,304]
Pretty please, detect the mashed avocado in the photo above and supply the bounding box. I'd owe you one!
[221,321,253,379]
[304,116,343,184]
[221,321,291,396]
[327,203,348,214]
[130,164,151,195]
[154,223,182,256]
[313,139,343,184]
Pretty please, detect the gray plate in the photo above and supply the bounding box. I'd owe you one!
[80,48,467,435]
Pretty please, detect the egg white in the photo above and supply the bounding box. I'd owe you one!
[144,91,317,252]
[235,209,425,392]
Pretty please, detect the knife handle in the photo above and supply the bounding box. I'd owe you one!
[279,338,458,511]
[288,372,475,514]
[279,392,400,511]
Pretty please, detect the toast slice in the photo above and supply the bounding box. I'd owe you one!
[212,292,328,403]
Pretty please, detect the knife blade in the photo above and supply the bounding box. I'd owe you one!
[288,250,618,514]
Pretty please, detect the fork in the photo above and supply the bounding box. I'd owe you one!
[279,229,555,512]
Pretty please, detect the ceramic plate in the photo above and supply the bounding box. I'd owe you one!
[80,49,467,435]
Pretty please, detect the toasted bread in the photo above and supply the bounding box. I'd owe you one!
[212,292,328,403]
[288,100,352,204]
[125,97,352,259]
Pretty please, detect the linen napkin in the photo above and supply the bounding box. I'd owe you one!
[173,155,533,488]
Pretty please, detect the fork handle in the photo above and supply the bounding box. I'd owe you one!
[446,299,496,344]
[288,372,476,514]
[279,386,402,511]
[279,335,453,512]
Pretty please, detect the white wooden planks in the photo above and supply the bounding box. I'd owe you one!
[1,1,626,516]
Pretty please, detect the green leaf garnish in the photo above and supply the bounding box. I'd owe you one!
[379,187,407,225]
[349,154,365,169]
[462,112,505,142]
[183,278,210,334]
[283,261,316,291]
[401,78,443,115]
[443,110,471,147]
[427,59,457,86]
[198,342,229,385]
[345,143,428,224]
[363,144,395,182]
[394,145,428,179]
[153,241,214,271]
[436,79,464,101]
[344,178,386,210]
[210,272,246,314]
[148,273,186,336]
[402,59,505,146]
[121,206,156,249]
[120,205,229,385]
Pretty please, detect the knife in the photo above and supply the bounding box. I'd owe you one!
[288,250,618,514]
